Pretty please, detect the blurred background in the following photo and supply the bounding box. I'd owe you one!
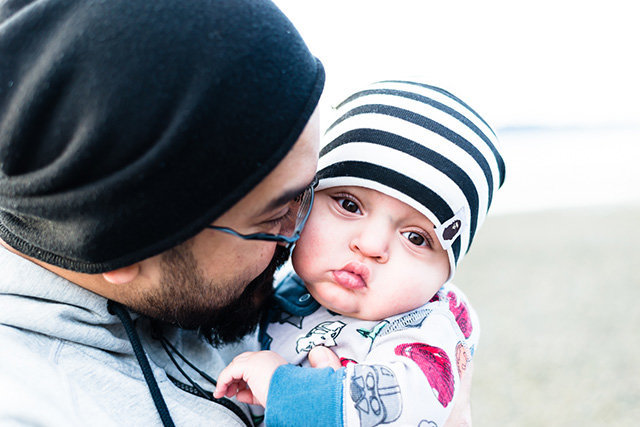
[275,1,640,425]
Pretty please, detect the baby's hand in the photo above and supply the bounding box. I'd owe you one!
[214,351,287,407]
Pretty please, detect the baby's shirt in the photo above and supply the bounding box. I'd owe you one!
[259,272,479,427]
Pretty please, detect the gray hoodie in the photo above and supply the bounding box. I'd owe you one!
[0,246,257,426]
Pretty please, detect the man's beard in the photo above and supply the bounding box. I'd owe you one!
[137,243,290,346]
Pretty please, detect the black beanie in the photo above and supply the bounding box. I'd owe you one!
[0,0,324,273]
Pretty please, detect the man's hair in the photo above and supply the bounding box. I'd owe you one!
[0,0,324,273]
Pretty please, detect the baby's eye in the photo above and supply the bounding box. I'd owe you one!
[337,198,360,214]
[402,231,428,247]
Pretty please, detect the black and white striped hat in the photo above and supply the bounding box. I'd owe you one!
[317,80,506,282]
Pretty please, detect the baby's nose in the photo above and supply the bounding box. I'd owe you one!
[349,229,390,263]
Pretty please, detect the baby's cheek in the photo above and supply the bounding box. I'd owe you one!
[291,239,312,278]
[292,236,326,286]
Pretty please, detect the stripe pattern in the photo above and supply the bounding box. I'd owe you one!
[317,80,505,281]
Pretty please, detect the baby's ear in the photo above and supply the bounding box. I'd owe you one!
[102,264,140,284]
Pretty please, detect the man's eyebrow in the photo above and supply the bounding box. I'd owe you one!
[260,179,313,214]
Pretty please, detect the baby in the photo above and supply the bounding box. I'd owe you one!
[214,80,506,426]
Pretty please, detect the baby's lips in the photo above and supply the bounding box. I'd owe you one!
[333,270,366,289]
[341,261,371,283]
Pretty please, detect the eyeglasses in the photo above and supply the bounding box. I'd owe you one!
[207,177,317,248]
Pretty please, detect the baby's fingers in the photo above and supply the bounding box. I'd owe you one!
[214,360,249,398]
[225,380,243,398]
[235,388,261,406]
[215,380,246,399]
[213,380,231,399]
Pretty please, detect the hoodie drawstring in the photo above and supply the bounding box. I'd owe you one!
[108,300,175,427]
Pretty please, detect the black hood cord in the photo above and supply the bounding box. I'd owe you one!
[108,300,175,427]
[156,334,254,427]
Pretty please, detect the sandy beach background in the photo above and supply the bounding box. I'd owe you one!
[457,203,640,426]
[455,128,640,426]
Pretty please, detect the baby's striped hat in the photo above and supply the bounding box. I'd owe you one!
[317,80,506,282]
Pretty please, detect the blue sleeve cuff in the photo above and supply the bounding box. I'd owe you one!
[265,365,344,426]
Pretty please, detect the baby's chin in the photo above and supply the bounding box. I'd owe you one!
[329,299,430,322]
[325,307,383,321]
[306,286,355,318]
[313,294,388,321]
[305,280,407,321]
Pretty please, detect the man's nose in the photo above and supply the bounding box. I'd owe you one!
[349,223,390,263]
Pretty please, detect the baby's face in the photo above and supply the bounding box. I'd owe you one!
[292,186,449,320]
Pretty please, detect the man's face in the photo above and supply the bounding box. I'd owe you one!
[118,109,319,343]
[147,239,291,345]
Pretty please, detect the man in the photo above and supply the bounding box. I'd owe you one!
[0,0,322,425]
[0,0,473,425]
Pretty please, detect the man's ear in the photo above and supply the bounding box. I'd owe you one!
[102,264,140,284]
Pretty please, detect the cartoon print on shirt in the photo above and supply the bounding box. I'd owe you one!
[340,357,358,367]
[295,320,346,353]
[447,291,472,339]
[350,364,402,427]
[418,420,438,427]
[455,342,471,377]
[358,308,435,351]
[379,308,433,336]
[277,311,305,329]
[357,320,389,345]
[429,291,442,303]
[395,342,454,408]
